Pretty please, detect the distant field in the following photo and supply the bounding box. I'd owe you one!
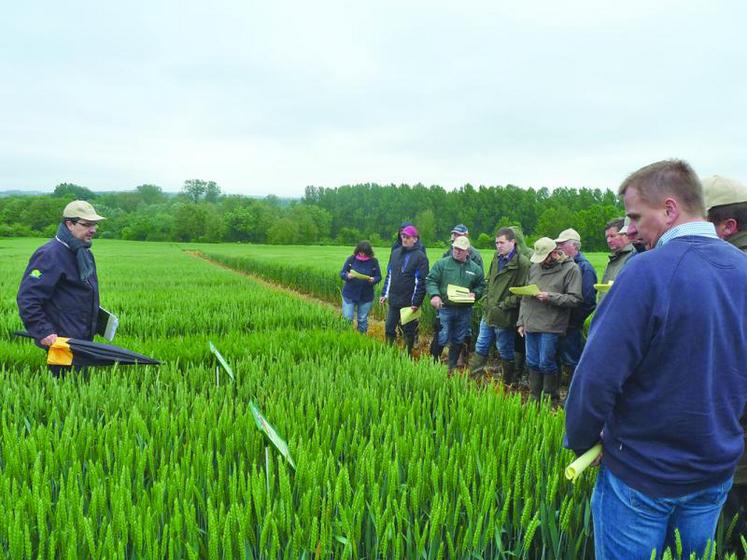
[187,242,610,279]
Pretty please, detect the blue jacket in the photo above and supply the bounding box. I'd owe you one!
[381,246,429,308]
[565,236,747,498]
[17,237,100,344]
[569,251,597,328]
[339,256,382,303]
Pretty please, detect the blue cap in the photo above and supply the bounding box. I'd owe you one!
[451,224,468,235]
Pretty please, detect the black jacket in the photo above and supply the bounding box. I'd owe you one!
[17,237,100,344]
[381,246,429,308]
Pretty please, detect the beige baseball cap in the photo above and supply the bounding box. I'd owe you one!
[555,228,581,243]
[452,236,471,250]
[531,237,557,263]
[701,175,747,211]
[63,200,106,222]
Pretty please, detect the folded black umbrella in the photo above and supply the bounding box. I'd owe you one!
[48,337,160,366]
[13,332,160,366]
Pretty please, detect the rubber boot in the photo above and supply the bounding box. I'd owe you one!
[469,352,488,374]
[528,368,543,401]
[430,339,444,363]
[501,360,516,387]
[386,334,396,346]
[404,334,416,357]
[560,364,575,387]
[514,351,526,386]
[543,372,560,404]
[447,344,462,374]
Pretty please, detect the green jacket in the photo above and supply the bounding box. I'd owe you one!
[729,230,747,253]
[481,251,531,328]
[601,244,636,284]
[518,258,582,334]
[426,256,486,305]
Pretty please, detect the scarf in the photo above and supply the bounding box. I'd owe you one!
[56,222,95,282]
[355,253,371,261]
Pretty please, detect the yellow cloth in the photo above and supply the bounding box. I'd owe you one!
[47,337,73,366]
[565,444,603,482]
[508,284,540,296]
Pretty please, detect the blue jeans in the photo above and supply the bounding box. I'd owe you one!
[474,319,515,360]
[591,465,732,560]
[524,332,559,374]
[559,327,585,367]
[342,298,373,333]
[437,306,472,347]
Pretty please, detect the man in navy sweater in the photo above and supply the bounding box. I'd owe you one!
[565,160,747,559]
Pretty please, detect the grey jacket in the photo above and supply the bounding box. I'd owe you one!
[517,258,582,334]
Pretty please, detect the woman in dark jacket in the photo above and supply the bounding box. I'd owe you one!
[339,241,381,333]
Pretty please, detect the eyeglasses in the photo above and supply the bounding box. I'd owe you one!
[73,220,99,229]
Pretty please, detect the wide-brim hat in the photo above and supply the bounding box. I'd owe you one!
[701,175,747,211]
[63,200,106,222]
[531,237,556,263]
[554,228,581,243]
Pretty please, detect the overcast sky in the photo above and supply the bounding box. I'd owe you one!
[2,0,746,196]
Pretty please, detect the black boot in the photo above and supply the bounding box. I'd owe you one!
[543,372,560,404]
[514,352,526,385]
[448,344,462,374]
[430,340,444,363]
[404,334,416,357]
[386,334,396,345]
[501,360,516,386]
[469,353,489,377]
[560,365,575,387]
[528,368,542,401]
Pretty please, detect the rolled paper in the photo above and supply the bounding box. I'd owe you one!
[593,282,614,293]
[565,443,603,482]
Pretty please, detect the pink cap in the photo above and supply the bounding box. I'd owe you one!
[401,225,418,237]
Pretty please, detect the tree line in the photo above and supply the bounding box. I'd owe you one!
[0,180,624,251]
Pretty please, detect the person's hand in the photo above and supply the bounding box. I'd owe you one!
[379,296,387,305]
[469,292,475,299]
[430,296,443,310]
[368,277,375,283]
[411,305,419,311]
[517,326,525,337]
[536,291,550,302]
[346,272,353,280]
[40,333,58,347]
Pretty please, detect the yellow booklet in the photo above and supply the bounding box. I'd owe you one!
[593,281,614,293]
[447,284,475,303]
[400,307,421,325]
[508,284,540,296]
[349,269,372,281]
[565,443,603,482]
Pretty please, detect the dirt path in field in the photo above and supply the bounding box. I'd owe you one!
[185,250,542,397]
[186,250,395,346]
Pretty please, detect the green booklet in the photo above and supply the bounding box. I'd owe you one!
[508,284,540,296]
[348,269,372,281]
[400,307,421,325]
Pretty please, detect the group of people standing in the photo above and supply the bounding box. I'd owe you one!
[338,160,747,559]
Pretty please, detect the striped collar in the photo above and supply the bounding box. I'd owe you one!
[656,221,718,248]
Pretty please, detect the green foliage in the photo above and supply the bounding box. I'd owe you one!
[0,239,743,558]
